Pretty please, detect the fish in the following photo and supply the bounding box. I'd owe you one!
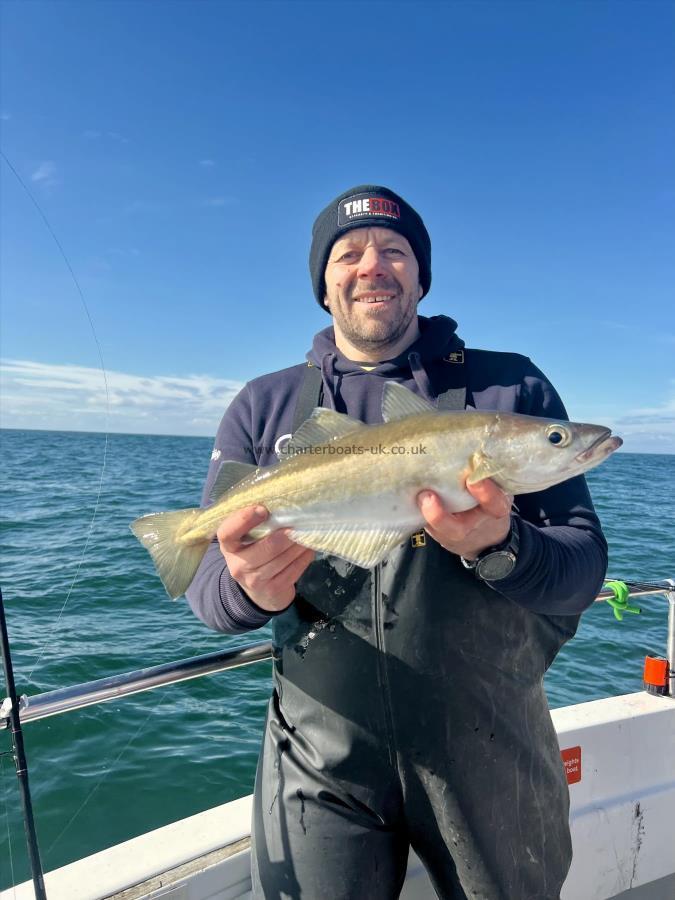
[130,381,622,599]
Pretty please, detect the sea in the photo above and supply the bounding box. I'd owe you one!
[0,428,673,891]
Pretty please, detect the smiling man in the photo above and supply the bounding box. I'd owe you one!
[323,227,423,355]
[187,185,608,899]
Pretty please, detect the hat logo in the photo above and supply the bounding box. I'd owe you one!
[338,194,401,226]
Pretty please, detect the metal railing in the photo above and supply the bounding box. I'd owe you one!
[0,640,273,729]
[2,580,674,729]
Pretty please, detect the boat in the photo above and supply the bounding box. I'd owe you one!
[1,580,674,900]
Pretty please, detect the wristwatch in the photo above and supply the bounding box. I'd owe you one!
[461,517,520,582]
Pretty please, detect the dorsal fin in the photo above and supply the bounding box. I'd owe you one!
[284,408,363,457]
[382,382,433,423]
[209,460,258,503]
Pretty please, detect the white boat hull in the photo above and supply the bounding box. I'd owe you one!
[2,692,674,900]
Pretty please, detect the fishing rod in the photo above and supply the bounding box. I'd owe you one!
[0,152,108,900]
[0,586,48,899]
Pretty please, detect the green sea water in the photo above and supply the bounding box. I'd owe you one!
[0,428,673,890]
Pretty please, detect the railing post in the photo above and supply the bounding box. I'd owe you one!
[667,580,675,698]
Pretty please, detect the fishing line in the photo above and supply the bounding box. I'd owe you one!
[0,151,111,685]
[45,691,169,859]
[1,753,18,898]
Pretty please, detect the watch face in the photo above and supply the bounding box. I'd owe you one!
[476,550,516,581]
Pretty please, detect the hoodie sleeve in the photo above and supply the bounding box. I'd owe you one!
[185,384,276,634]
[484,359,609,615]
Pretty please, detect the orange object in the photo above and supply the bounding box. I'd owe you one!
[643,656,669,695]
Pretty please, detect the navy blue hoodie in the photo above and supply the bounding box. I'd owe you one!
[186,315,607,633]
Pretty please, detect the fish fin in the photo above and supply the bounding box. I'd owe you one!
[130,508,207,600]
[465,450,498,485]
[284,409,363,457]
[288,525,409,569]
[209,460,258,502]
[382,381,433,422]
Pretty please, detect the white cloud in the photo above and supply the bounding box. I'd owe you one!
[3,360,672,453]
[612,381,675,454]
[199,159,215,167]
[0,360,244,437]
[31,161,57,185]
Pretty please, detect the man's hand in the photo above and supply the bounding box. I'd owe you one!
[417,479,513,560]
[217,506,315,613]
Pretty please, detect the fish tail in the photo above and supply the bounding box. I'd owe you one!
[130,508,207,600]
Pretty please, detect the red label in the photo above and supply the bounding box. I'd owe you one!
[561,746,582,784]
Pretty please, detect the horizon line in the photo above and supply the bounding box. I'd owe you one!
[1,426,672,456]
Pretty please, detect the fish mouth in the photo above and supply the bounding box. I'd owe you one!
[574,430,623,464]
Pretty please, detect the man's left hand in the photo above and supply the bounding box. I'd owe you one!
[417,479,513,560]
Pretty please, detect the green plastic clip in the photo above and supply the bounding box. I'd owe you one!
[603,580,642,621]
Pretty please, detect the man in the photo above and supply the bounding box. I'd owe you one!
[187,185,608,899]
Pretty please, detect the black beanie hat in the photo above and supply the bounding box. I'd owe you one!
[309,184,431,310]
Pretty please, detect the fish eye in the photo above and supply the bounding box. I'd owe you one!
[546,425,571,447]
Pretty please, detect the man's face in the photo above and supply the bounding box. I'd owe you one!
[323,227,423,353]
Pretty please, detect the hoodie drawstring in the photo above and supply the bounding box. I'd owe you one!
[319,352,338,410]
[408,351,435,404]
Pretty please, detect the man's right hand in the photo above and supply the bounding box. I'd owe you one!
[216,505,315,613]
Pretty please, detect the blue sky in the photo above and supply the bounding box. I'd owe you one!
[1,0,673,451]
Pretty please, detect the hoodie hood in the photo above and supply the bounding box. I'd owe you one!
[305,315,465,420]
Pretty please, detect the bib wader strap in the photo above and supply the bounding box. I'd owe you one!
[435,349,468,411]
[293,363,324,432]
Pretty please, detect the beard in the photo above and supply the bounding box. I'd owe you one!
[326,280,419,354]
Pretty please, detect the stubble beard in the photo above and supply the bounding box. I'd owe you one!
[327,284,419,354]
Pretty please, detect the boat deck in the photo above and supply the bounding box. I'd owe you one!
[3,691,674,900]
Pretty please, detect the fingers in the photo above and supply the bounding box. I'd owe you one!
[229,538,315,613]
[417,491,448,529]
[216,506,316,612]
[240,539,313,588]
[254,546,316,612]
[267,547,316,594]
[216,505,297,562]
[465,479,513,518]
[217,505,269,552]
[417,484,513,556]
[417,481,511,526]
[418,491,485,542]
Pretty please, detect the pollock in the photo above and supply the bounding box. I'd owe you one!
[130,382,621,599]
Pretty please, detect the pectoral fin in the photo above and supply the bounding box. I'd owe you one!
[288,525,409,569]
[465,450,498,485]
